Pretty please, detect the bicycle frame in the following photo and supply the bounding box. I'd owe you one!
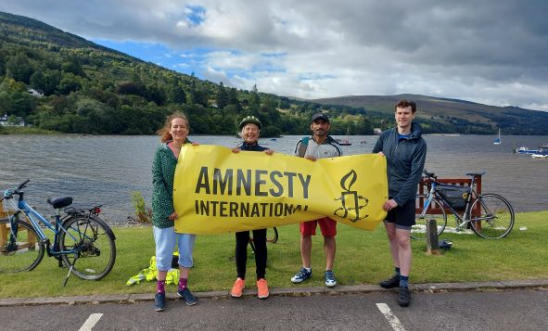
[419,175,480,230]
[8,195,83,257]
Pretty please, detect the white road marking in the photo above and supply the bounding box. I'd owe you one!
[376,303,407,331]
[78,313,103,331]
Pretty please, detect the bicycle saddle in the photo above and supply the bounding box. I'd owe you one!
[47,197,73,209]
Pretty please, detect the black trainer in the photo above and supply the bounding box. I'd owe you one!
[178,287,198,306]
[154,292,166,312]
[398,286,411,307]
[379,275,400,289]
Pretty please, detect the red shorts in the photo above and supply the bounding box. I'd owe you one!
[300,217,337,237]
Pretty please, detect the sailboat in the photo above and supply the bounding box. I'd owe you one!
[493,128,502,145]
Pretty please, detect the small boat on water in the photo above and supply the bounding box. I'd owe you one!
[335,139,351,146]
[515,146,539,154]
[531,145,548,159]
[493,128,502,145]
[532,154,548,159]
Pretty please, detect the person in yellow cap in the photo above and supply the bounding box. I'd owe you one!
[230,116,274,299]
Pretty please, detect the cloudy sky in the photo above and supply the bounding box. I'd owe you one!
[2,0,548,110]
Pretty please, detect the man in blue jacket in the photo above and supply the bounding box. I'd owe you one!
[372,99,427,307]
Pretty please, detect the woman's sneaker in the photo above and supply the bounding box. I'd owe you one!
[291,267,312,283]
[154,292,166,312]
[231,278,245,298]
[257,278,269,299]
[324,270,337,287]
[177,288,197,306]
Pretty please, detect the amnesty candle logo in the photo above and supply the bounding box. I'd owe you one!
[334,170,369,222]
[173,145,388,234]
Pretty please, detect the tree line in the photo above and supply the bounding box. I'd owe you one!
[0,41,375,136]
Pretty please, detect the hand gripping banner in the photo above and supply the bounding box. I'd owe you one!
[173,145,388,234]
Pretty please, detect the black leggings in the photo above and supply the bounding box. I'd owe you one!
[235,229,267,280]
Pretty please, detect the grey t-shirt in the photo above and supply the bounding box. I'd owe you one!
[295,136,342,159]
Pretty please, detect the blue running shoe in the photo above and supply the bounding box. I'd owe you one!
[178,288,198,306]
[324,270,337,288]
[291,267,312,283]
[154,293,166,312]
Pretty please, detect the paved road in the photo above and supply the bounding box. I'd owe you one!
[1,288,547,331]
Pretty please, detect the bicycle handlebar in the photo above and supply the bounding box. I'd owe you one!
[422,169,437,179]
[17,179,30,190]
[3,179,30,199]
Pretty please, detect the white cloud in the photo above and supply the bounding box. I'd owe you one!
[2,0,548,110]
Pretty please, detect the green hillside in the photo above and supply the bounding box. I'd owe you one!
[0,11,376,136]
[1,11,546,135]
[312,94,548,135]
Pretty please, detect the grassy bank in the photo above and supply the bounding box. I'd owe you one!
[1,211,547,298]
[0,127,58,134]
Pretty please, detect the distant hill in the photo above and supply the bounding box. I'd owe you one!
[311,94,548,135]
[1,11,547,135]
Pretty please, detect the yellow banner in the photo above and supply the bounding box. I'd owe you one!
[173,145,388,234]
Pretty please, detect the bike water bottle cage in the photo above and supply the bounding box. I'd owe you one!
[47,197,73,209]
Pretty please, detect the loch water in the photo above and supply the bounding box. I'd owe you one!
[1,134,546,223]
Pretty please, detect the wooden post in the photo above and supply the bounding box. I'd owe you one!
[0,222,7,253]
[426,218,439,255]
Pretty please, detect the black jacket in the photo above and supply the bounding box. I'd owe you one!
[238,141,268,152]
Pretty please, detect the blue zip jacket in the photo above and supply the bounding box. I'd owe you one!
[372,123,427,206]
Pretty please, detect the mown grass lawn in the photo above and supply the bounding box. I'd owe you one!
[1,211,547,298]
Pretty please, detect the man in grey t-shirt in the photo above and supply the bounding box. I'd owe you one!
[291,113,343,288]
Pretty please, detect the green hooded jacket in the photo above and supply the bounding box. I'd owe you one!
[151,139,191,228]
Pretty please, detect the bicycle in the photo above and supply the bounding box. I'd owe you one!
[0,180,116,285]
[412,170,515,240]
[249,227,278,253]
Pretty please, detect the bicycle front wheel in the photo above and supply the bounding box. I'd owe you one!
[59,215,116,280]
[0,217,44,273]
[470,193,515,239]
[412,195,447,240]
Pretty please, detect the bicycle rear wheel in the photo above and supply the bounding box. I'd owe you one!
[58,215,116,280]
[470,193,515,239]
[412,195,447,240]
[0,217,44,273]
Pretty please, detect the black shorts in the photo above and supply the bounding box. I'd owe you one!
[384,198,416,229]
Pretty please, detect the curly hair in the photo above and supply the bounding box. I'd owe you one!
[157,112,189,142]
[395,99,417,113]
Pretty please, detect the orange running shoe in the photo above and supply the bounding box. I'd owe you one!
[257,278,269,299]
[231,278,245,298]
